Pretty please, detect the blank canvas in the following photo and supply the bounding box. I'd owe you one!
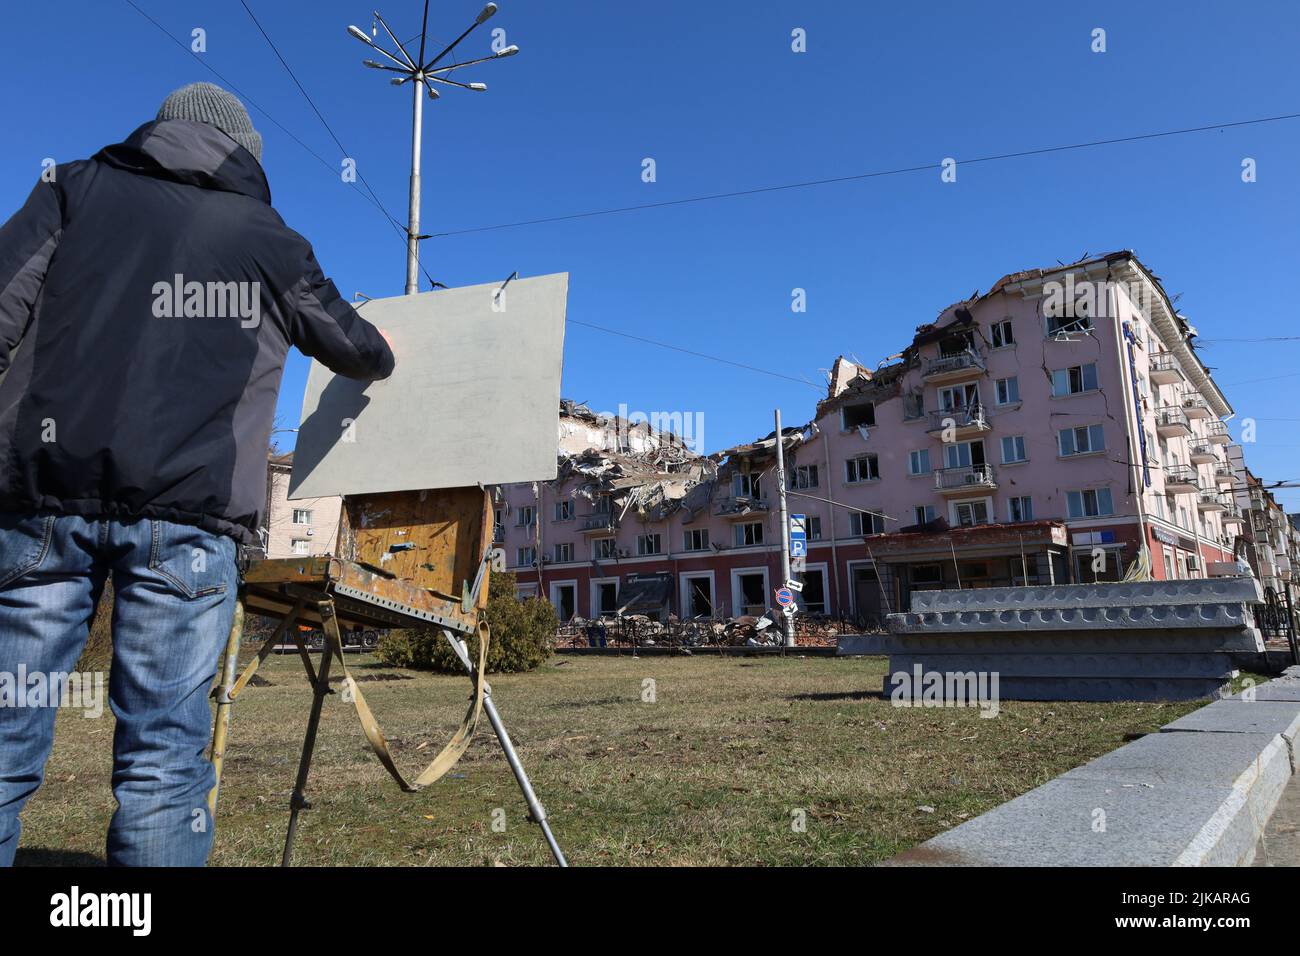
[288,272,567,499]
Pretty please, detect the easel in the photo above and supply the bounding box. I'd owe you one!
[208,486,568,867]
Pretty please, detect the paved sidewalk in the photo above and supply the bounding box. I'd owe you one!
[1254,772,1300,866]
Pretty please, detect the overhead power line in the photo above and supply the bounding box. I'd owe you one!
[568,319,823,390]
[123,0,440,290]
[426,110,1300,239]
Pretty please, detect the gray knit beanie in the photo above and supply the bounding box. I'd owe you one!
[157,82,264,162]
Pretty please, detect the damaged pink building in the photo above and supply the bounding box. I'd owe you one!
[494,251,1246,624]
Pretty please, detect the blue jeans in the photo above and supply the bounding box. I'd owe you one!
[0,513,237,866]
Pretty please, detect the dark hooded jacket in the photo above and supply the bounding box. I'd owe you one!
[0,119,394,544]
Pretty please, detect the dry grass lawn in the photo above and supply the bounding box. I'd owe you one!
[16,652,1203,866]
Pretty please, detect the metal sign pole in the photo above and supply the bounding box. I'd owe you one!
[773,409,795,648]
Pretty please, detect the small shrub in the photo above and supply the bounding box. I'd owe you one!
[376,571,556,674]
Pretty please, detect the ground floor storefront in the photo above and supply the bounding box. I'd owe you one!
[511,517,1240,623]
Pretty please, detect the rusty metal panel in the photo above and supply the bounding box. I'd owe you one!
[288,273,567,499]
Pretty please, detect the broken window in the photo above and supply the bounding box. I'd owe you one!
[1009,495,1033,522]
[802,569,826,613]
[493,509,504,543]
[912,563,943,585]
[953,499,990,526]
[793,464,819,489]
[841,403,876,429]
[683,528,710,552]
[516,505,535,527]
[733,473,762,498]
[553,542,573,562]
[735,522,764,546]
[938,330,975,357]
[593,538,617,560]
[1051,362,1099,396]
[902,391,925,420]
[845,454,880,483]
[554,500,574,521]
[1045,297,1094,335]
[849,511,885,535]
[913,505,937,525]
[990,319,1015,349]
[516,546,537,566]
[939,383,980,411]
[637,533,662,556]
[807,515,823,540]
[593,495,611,515]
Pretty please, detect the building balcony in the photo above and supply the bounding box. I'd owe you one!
[1155,406,1191,438]
[1188,442,1216,465]
[926,405,990,438]
[922,350,985,384]
[1181,393,1211,420]
[1221,505,1245,526]
[1197,489,1227,513]
[934,464,997,496]
[580,513,619,535]
[1214,463,1235,487]
[1204,420,1230,444]
[714,496,770,520]
[1148,352,1183,385]
[1164,464,1199,494]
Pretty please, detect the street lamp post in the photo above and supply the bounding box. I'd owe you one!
[347,2,519,294]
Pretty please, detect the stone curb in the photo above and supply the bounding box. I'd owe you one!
[885,672,1300,866]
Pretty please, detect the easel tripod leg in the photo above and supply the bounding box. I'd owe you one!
[439,629,568,867]
[281,601,338,867]
[208,598,245,818]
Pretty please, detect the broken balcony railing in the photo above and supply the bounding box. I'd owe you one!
[927,405,988,434]
[922,350,985,380]
[714,495,770,518]
[580,513,619,533]
[933,463,996,491]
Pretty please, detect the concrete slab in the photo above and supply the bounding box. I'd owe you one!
[839,629,1264,656]
[1162,698,1300,742]
[890,730,1292,865]
[1224,676,1300,702]
[907,577,1264,612]
[889,602,1254,634]
[883,674,1226,702]
[884,652,1234,679]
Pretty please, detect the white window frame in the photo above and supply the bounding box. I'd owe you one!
[636,532,662,556]
[683,527,710,552]
[734,522,765,547]
[990,318,1015,349]
[592,537,617,560]
[729,566,771,617]
[950,498,993,527]
[553,542,573,563]
[908,449,931,475]
[994,376,1020,405]
[1008,495,1033,522]
[845,454,880,484]
[1058,424,1105,457]
[1001,435,1027,464]
[1066,488,1115,519]
[292,509,312,525]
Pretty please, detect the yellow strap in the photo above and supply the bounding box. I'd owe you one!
[326,617,489,793]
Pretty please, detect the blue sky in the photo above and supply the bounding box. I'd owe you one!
[3,1,1298,503]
